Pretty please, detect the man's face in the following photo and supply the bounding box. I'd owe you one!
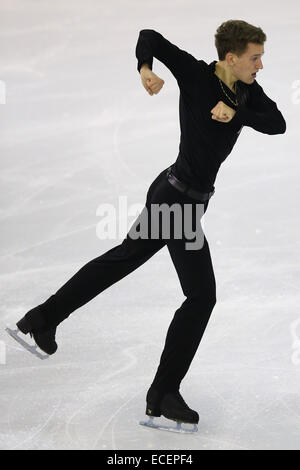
[230,42,264,84]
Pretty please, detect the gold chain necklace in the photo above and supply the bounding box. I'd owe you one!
[218,78,238,106]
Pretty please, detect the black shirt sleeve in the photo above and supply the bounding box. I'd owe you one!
[135,29,199,86]
[230,81,286,135]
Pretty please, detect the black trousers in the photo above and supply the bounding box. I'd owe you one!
[38,166,216,393]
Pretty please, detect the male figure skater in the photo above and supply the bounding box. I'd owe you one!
[8,20,286,430]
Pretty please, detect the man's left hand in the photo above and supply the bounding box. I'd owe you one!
[210,101,236,122]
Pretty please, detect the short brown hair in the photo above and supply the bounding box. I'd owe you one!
[214,19,266,60]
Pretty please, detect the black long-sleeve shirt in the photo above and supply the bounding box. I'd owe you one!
[135,29,286,192]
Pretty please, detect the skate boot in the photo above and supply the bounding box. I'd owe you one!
[160,390,199,424]
[6,306,57,359]
[140,388,199,433]
[145,387,163,417]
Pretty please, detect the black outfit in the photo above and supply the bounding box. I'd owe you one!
[136,29,286,192]
[22,30,286,398]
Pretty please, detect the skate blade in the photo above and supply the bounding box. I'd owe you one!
[139,416,198,434]
[5,327,49,360]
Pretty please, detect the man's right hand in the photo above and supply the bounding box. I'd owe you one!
[140,64,165,96]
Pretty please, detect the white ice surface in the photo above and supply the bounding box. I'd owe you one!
[0,0,300,450]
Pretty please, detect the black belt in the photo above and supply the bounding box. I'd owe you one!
[166,166,215,202]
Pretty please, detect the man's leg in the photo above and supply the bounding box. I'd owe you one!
[18,166,171,338]
[24,205,166,330]
[149,203,217,394]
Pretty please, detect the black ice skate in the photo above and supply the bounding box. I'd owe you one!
[5,307,57,360]
[140,389,199,433]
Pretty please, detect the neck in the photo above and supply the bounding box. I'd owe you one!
[215,61,238,92]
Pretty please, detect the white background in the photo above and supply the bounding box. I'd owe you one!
[0,0,299,450]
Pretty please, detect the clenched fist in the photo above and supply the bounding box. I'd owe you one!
[140,63,165,96]
[210,101,236,122]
